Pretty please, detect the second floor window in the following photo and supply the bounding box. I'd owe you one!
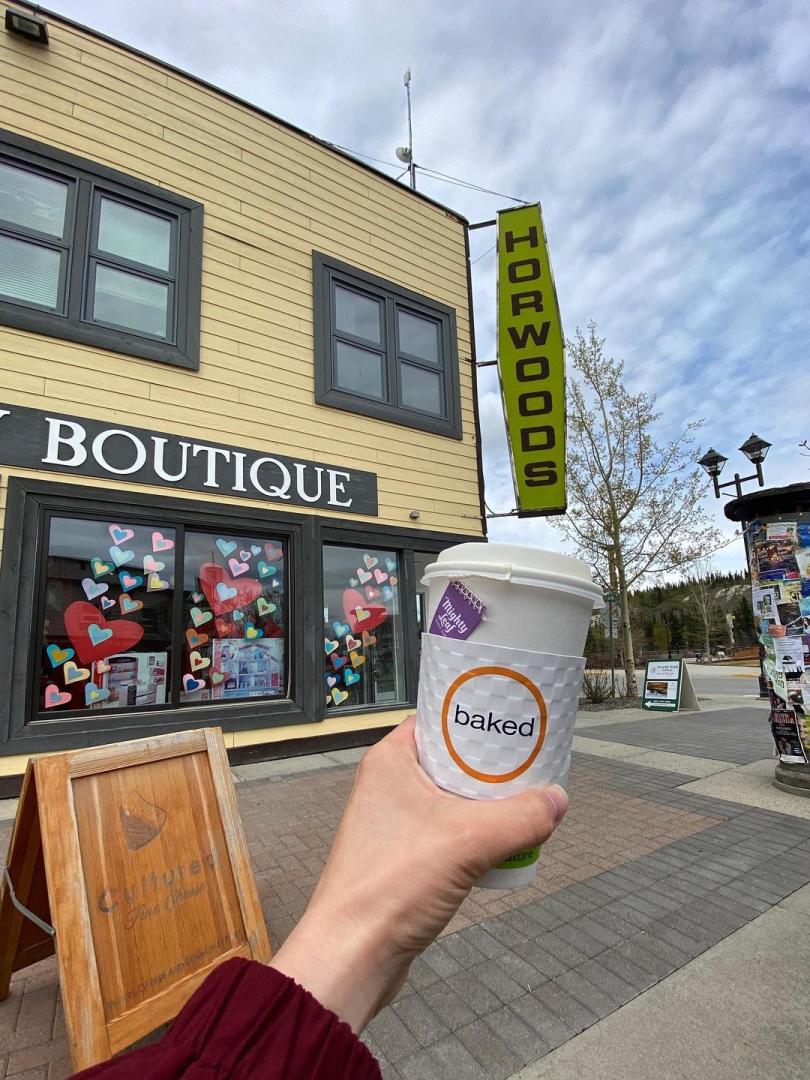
[313,252,462,438]
[0,129,202,369]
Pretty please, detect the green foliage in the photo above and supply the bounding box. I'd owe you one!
[628,569,750,654]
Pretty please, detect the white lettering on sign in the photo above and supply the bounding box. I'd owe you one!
[43,418,88,467]
[3,404,371,513]
[92,430,148,475]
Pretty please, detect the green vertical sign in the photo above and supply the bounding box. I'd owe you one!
[497,204,566,516]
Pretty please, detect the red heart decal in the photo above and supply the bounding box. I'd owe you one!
[199,563,262,616]
[342,588,388,634]
[65,601,144,664]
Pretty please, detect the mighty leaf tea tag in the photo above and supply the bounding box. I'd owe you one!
[429,580,486,640]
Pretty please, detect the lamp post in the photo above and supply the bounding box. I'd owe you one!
[698,434,772,499]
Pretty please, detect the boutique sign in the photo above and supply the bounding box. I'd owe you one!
[0,402,378,515]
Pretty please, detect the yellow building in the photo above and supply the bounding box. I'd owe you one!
[0,5,485,789]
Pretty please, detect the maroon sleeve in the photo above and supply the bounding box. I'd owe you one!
[71,958,381,1080]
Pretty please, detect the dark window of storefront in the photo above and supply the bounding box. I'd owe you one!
[0,129,202,369]
[313,252,461,439]
[322,544,406,710]
[37,516,289,720]
[0,479,472,754]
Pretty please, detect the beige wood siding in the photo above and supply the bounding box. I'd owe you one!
[0,13,484,567]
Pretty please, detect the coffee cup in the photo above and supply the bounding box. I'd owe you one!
[415,543,602,888]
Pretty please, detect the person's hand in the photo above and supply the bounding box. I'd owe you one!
[269,715,568,1032]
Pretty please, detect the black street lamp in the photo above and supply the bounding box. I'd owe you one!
[699,434,771,499]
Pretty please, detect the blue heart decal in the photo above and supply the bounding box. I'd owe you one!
[257,561,275,578]
[382,585,393,600]
[324,638,339,655]
[232,609,244,621]
[119,571,143,591]
[385,558,397,573]
[251,545,262,556]
[109,545,135,567]
[331,654,347,670]
[216,539,238,557]
[85,681,111,705]
[217,582,238,602]
[333,621,350,638]
[46,644,74,668]
[88,624,113,647]
[344,669,360,686]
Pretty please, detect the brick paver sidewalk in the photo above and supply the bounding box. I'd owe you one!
[3,712,810,1078]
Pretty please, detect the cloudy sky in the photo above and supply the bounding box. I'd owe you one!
[53,0,810,576]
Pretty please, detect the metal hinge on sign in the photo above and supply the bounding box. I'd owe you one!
[2,866,55,938]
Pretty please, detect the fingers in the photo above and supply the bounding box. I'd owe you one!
[473,784,569,868]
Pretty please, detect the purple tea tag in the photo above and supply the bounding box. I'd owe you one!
[429,580,486,640]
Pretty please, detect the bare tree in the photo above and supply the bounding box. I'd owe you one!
[684,556,722,661]
[555,323,722,697]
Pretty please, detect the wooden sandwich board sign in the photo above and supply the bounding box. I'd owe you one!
[641,659,700,712]
[0,728,270,1071]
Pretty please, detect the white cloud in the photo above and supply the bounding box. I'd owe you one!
[52,0,810,574]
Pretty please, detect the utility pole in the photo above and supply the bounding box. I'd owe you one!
[396,69,417,190]
[405,68,415,190]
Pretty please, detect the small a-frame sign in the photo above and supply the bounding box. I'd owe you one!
[0,728,270,1071]
[641,659,701,712]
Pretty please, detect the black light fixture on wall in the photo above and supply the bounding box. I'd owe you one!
[4,7,49,44]
[699,433,772,499]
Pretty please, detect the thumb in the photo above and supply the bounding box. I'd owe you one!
[471,784,568,869]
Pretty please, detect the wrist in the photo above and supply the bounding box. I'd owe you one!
[269,900,394,1033]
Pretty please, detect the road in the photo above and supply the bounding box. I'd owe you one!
[597,662,763,700]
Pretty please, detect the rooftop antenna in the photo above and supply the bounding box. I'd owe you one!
[395,67,416,190]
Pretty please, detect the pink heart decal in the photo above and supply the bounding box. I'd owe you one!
[346,634,361,651]
[357,568,372,584]
[143,554,165,574]
[109,524,134,545]
[365,586,380,600]
[228,558,250,577]
[152,531,174,552]
[44,684,72,709]
[373,568,389,584]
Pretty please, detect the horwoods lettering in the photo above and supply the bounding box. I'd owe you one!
[497,204,566,516]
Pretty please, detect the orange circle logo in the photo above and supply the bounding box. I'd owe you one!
[441,666,548,783]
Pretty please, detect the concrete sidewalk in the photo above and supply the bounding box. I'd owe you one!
[514,885,810,1080]
[2,700,810,1079]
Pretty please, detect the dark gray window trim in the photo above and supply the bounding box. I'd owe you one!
[313,251,462,439]
[0,129,202,370]
[0,476,475,754]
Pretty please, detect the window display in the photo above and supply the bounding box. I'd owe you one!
[38,516,287,716]
[322,544,405,709]
[40,517,175,714]
[180,532,287,702]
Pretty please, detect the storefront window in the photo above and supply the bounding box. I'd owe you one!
[38,516,287,716]
[322,544,405,709]
[40,517,175,713]
[181,532,286,703]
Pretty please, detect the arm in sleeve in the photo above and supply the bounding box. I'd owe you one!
[71,957,382,1080]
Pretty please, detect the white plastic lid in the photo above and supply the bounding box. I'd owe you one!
[422,542,603,607]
